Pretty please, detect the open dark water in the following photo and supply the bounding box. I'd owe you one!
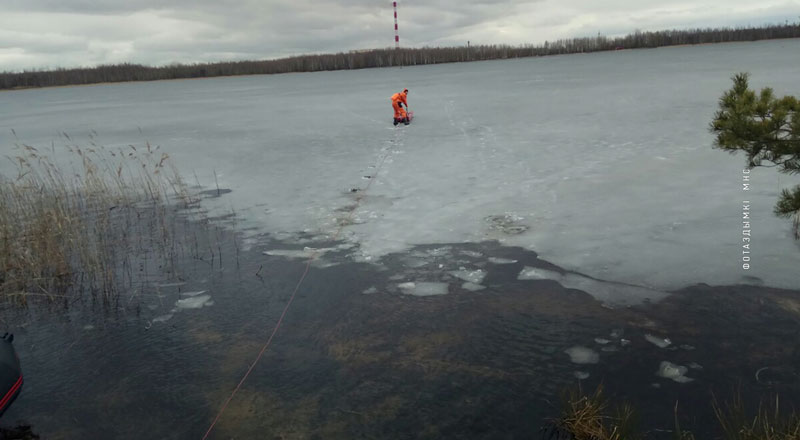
[1,208,798,439]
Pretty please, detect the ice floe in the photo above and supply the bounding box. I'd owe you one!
[180,290,207,297]
[152,314,174,323]
[362,286,378,294]
[656,361,693,383]
[461,282,486,291]
[175,294,214,309]
[449,269,487,284]
[398,282,449,297]
[644,334,672,348]
[574,371,590,380]
[565,346,599,364]
[157,282,187,288]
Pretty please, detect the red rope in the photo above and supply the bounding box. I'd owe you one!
[201,142,395,439]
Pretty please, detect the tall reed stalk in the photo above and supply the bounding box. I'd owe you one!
[0,142,192,303]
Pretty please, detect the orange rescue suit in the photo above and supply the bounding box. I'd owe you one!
[391,91,408,120]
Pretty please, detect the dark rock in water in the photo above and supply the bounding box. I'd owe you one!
[0,425,39,440]
[350,188,359,193]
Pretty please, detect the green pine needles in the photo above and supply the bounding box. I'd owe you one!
[711,73,800,237]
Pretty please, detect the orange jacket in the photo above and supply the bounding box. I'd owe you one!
[391,91,408,106]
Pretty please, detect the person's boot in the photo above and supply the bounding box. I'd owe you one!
[403,117,410,125]
[393,118,399,126]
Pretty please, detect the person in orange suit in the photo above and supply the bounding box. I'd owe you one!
[391,88,409,125]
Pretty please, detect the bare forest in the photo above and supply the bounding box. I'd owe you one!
[2,22,799,90]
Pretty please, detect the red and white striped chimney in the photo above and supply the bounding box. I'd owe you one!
[393,1,400,49]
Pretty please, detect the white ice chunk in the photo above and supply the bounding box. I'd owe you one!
[450,269,487,284]
[656,361,693,383]
[488,257,518,265]
[594,338,611,345]
[398,282,449,296]
[180,290,207,297]
[565,346,599,364]
[645,334,672,348]
[175,294,214,309]
[157,282,186,287]
[574,371,590,380]
[460,250,484,258]
[362,286,378,294]
[152,314,173,323]
[461,282,486,291]
[83,325,95,331]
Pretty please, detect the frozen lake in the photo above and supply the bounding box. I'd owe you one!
[2,38,800,291]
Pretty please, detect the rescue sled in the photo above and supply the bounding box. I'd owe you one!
[392,111,414,125]
[0,333,22,418]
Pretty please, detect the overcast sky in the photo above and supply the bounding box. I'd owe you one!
[1,0,799,72]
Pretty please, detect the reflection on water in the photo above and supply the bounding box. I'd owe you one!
[1,225,799,439]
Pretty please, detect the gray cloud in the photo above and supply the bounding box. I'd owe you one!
[1,0,799,71]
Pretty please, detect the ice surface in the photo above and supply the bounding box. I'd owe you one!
[3,41,800,291]
[397,282,449,297]
[565,346,599,364]
[656,361,693,383]
[518,267,668,306]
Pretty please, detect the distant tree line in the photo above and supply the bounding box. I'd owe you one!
[2,22,799,90]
